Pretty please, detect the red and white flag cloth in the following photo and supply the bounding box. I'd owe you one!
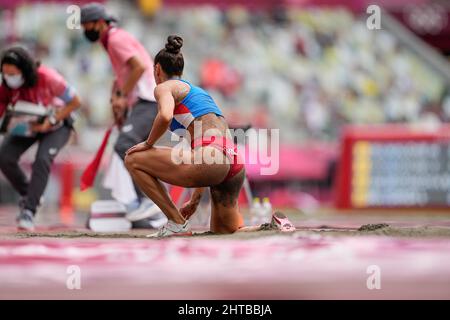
[80,126,140,204]
[80,126,113,191]
[103,151,138,205]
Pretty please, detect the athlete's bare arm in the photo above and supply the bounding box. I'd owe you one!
[126,81,182,155]
[180,187,206,219]
[145,84,176,147]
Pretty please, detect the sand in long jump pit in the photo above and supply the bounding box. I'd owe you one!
[3,223,450,240]
[1,206,450,239]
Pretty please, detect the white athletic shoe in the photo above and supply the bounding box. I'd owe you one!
[147,220,192,238]
[126,199,163,222]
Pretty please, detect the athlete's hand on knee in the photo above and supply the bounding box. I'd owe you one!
[126,141,152,155]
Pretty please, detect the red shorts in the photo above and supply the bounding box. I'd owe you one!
[191,136,245,182]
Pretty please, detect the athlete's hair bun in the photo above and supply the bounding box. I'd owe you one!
[165,35,183,54]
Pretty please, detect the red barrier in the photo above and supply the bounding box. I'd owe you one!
[59,162,74,224]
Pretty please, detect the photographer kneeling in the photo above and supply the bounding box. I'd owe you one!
[0,47,81,230]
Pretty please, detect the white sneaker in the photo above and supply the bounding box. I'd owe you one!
[126,199,163,222]
[147,220,192,238]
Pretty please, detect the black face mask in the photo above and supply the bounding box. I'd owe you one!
[84,29,100,42]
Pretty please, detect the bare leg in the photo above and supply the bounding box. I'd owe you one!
[236,226,262,232]
[210,202,244,234]
[128,168,184,224]
[125,146,229,225]
[209,170,246,234]
[126,147,228,187]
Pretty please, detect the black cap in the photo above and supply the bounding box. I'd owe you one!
[80,2,117,24]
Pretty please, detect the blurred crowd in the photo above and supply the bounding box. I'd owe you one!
[0,1,448,146]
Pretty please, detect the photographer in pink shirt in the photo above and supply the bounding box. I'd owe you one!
[0,46,81,230]
[80,3,165,227]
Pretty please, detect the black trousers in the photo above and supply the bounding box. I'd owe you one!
[0,125,72,214]
[113,99,158,202]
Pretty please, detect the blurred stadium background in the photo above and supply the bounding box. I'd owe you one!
[1,0,450,300]
[1,0,450,217]
[0,0,450,216]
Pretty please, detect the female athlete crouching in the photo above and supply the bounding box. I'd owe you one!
[125,35,245,237]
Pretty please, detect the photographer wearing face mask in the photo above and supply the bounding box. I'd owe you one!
[0,46,81,230]
[79,3,165,227]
